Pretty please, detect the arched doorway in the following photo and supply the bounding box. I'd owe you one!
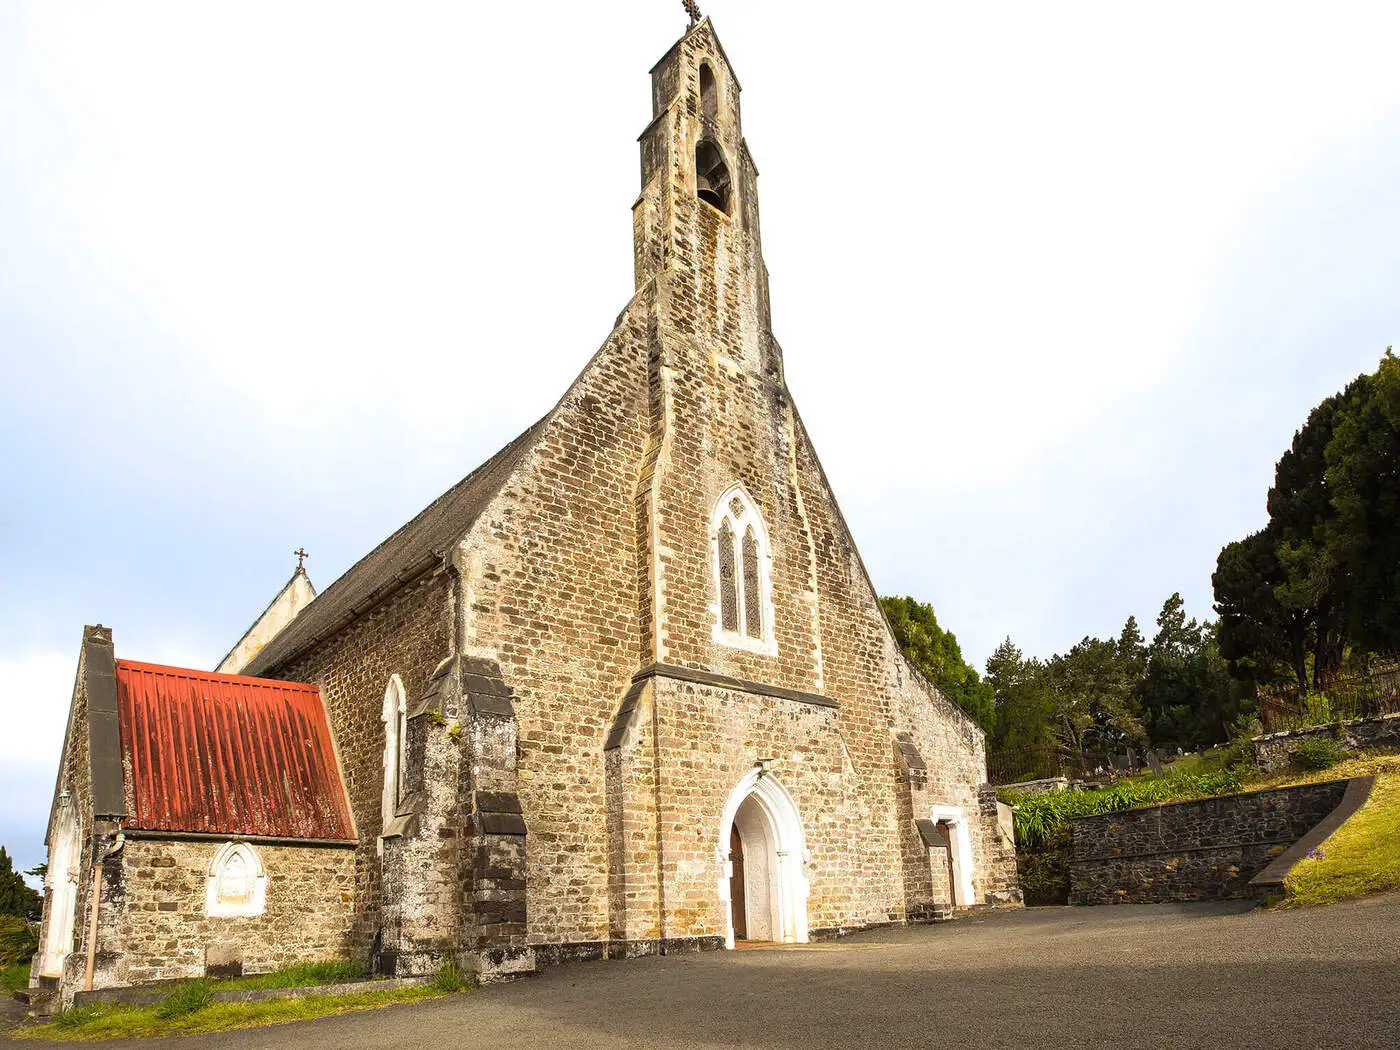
[718,770,809,948]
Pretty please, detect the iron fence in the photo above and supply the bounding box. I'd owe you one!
[1259,653,1400,732]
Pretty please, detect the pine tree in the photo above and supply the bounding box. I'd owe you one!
[0,846,42,922]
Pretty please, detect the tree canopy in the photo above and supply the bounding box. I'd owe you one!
[0,846,41,922]
[881,596,995,733]
[1214,349,1400,688]
[986,595,1245,756]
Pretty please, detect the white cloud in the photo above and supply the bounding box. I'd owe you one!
[0,651,74,770]
[1,0,1397,680]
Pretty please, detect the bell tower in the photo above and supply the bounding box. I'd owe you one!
[633,17,781,382]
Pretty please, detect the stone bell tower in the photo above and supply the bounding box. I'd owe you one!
[632,16,782,383]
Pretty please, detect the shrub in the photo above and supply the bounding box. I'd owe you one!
[1222,716,1263,772]
[1005,767,1245,848]
[1015,830,1071,906]
[155,980,214,1019]
[3,962,31,995]
[1292,735,1347,771]
[430,961,468,994]
[0,915,38,966]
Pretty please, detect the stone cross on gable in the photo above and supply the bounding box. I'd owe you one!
[294,547,309,572]
[683,0,702,27]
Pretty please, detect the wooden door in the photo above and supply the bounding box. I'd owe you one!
[729,825,747,940]
[935,821,957,906]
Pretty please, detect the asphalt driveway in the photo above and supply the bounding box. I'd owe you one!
[21,896,1400,1049]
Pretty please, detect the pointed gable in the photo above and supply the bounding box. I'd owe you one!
[216,567,318,675]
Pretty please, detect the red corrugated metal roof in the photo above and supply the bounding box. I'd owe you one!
[115,660,355,841]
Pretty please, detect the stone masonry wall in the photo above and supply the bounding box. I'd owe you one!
[453,309,654,950]
[1253,714,1400,774]
[273,571,455,960]
[1069,780,1350,904]
[90,838,355,987]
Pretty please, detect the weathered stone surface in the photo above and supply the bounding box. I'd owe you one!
[1069,780,1351,904]
[87,839,354,990]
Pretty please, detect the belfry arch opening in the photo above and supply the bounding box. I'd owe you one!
[718,770,809,948]
[695,140,732,214]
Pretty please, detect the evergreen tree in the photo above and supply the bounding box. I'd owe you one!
[1136,595,1244,750]
[881,596,996,734]
[986,638,1055,751]
[0,847,42,922]
[1214,350,1400,686]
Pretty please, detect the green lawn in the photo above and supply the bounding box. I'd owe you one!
[3,961,29,995]
[213,960,365,990]
[14,986,452,1042]
[1279,754,1400,907]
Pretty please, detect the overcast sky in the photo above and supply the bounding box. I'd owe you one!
[2,1,1398,871]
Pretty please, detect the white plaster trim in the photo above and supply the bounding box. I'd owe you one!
[930,805,976,907]
[717,770,809,948]
[709,484,778,657]
[39,799,81,978]
[379,675,407,855]
[205,842,267,918]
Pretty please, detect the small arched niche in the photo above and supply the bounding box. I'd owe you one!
[700,62,719,123]
[205,842,267,918]
[695,140,732,215]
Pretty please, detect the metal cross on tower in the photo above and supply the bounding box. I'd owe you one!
[294,547,309,572]
[683,0,702,28]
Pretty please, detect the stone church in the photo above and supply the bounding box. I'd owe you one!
[31,15,1018,1008]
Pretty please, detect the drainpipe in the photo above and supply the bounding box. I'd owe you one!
[83,832,124,992]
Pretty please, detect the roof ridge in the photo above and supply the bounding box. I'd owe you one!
[115,658,323,690]
[242,416,549,675]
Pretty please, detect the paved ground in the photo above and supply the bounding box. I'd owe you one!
[19,896,1400,1048]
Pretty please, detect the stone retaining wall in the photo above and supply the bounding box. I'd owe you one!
[1069,780,1351,905]
[1253,714,1400,773]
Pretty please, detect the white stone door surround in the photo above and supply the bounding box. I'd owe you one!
[40,798,81,978]
[931,804,976,907]
[717,769,810,949]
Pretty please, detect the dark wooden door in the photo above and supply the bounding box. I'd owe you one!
[729,826,747,940]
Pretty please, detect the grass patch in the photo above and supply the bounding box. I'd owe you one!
[4,961,31,995]
[153,980,213,1019]
[15,986,452,1042]
[1281,754,1400,907]
[215,960,365,991]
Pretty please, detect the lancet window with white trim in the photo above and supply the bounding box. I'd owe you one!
[710,487,777,655]
[379,675,407,851]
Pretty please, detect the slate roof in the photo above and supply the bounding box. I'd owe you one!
[244,419,546,676]
[115,660,354,841]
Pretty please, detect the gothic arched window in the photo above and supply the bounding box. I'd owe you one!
[380,675,407,852]
[711,486,776,654]
[700,62,719,123]
[205,842,266,918]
